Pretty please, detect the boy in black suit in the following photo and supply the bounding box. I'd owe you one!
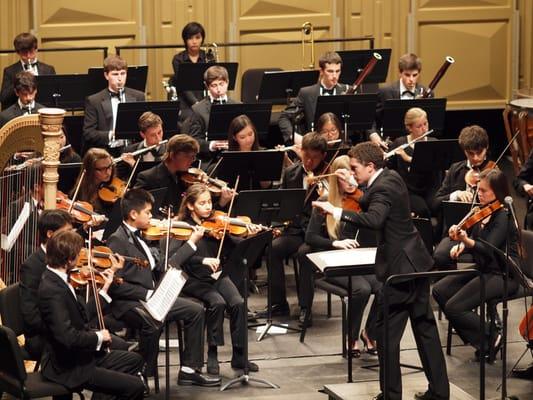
[279,51,349,145]
[0,71,44,128]
[0,32,55,110]
[313,142,449,400]
[38,230,145,399]
[82,55,145,151]
[106,188,220,386]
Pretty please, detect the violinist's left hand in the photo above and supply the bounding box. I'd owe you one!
[109,253,125,272]
[218,187,235,207]
[312,200,336,215]
[100,268,115,292]
[246,224,262,236]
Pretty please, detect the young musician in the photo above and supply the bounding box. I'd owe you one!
[82,55,145,151]
[279,51,348,145]
[0,71,44,128]
[513,148,533,230]
[38,230,145,399]
[258,132,328,317]
[0,32,55,110]
[185,65,238,158]
[19,210,74,360]
[171,22,213,122]
[387,107,441,218]
[313,142,449,400]
[298,155,380,356]
[106,188,220,386]
[433,169,519,362]
[134,133,232,212]
[316,112,343,143]
[369,53,429,149]
[176,183,259,375]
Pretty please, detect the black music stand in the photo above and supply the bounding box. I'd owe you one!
[173,62,239,91]
[314,94,378,143]
[338,49,392,85]
[57,162,82,195]
[442,201,480,228]
[87,65,148,94]
[206,103,272,142]
[215,150,284,191]
[410,139,458,174]
[220,231,280,391]
[114,101,180,142]
[257,70,320,105]
[233,189,307,341]
[36,74,89,110]
[62,115,84,156]
[382,98,447,139]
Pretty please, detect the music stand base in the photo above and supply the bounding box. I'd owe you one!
[220,373,280,391]
[250,321,301,342]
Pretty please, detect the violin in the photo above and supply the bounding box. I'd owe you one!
[449,200,503,241]
[203,211,279,238]
[464,160,497,188]
[342,189,363,213]
[69,266,123,288]
[143,219,224,241]
[98,176,128,204]
[56,191,107,224]
[77,246,149,269]
[181,168,229,196]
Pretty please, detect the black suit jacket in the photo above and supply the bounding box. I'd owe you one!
[19,247,46,337]
[278,82,349,143]
[340,168,433,282]
[107,224,195,318]
[0,101,45,128]
[514,149,533,197]
[430,160,469,213]
[82,87,145,150]
[38,268,102,389]
[134,162,188,211]
[0,61,55,110]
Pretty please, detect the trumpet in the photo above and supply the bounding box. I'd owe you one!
[301,22,315,70]
[204,43,219,63]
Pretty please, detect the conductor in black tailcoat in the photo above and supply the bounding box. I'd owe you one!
[313,142,449,400]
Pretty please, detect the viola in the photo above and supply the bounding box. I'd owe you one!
[342,189,363,213]
[69,266,123,289]
[464,160,497,188]
[449,200,503,240]
[77,246,149,269]
[98,176,127,203]
[56,191,107,223]
[181,168,229,196]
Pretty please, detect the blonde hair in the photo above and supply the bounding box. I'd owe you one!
[404,107,427,129]
[326,155,351,240]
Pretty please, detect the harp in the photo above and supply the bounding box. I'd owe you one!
[0,109,65,285]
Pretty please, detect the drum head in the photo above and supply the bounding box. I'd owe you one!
[510,98,533,109]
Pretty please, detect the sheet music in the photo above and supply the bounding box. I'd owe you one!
[307,247,377,272]
[141,268,187,322]
[1,202,31,251]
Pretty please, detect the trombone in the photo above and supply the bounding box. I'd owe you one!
[301,22,315,70]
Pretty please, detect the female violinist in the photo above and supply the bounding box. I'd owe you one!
[387,107,441,218]
[175,183,259,376]
[316,112,343,143]
[432,169,519,362]
[298,155,380,357]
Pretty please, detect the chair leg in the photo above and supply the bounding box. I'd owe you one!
[292,257,300,298]
[176,320,184,365]
[153,363,160,393]
[327,292,332,318]
[438,306,443,321]
[341,298,347,358]
[446,320,453,355]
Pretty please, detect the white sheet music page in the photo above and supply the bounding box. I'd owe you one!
[141,268,187,322]
[307,247,377,272]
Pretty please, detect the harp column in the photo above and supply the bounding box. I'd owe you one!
[39,108,65,210]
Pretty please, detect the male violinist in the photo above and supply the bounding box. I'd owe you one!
[106,188,220,386]
[38,230,146,399]
[313,142,449,400]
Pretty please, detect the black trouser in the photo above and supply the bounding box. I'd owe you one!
[88,350,145,400]
[377,279,449,400]
[408,192,431,219]
[120,296,204,374]
[433,272,518,350]
[270,233,304,305]
[182,276,245,354]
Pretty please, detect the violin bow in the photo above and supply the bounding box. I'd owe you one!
[304,147,340,205]
[124,156,142,193]
[163,205,173,272]
[69,168,86,213]
[215,176,240,262]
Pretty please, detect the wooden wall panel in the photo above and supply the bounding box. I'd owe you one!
[519,0,533,90]
[0,1,32,76]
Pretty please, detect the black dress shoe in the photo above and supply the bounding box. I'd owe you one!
[298,308,313,327]
[177,370,221,387]
[371,393,383,400]
[414,390,448,400]
[255,302,290,318]
[207,356,220,375]
[231,360,259,372]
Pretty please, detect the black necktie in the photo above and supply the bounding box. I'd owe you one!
[109,90,123,100]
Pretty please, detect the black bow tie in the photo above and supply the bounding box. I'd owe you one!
[23,62,37,70]
[109,90,123,99]
[321,87,335,95]
[401,90,415,97]
[21,106,32,113]
[212,99,226,105]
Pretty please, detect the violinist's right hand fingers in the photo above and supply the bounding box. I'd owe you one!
[100,329,112,342]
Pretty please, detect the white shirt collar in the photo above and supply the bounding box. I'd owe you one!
[209,94,228,103]
[367,168,384,188]
[18,99,35,110]
[46,265,69,284]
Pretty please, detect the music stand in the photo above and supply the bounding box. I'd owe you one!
[257,70,320,105]
[233,189,306,341]
[87,65,148,94]
[382,98,447,139]
[338,49,392,85]
[325,146,350,163]
[220,231,279,391]
[207,103,272,142]
[57,162,82,195]
[173,62,238,91]
[314,94,378,143]
[36,74,89,110]
[114,101,180,142]
[410,139,459,174]
[62,115,84,156]
[215,150,284,191]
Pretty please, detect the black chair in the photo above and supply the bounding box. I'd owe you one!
[0,325,84,399]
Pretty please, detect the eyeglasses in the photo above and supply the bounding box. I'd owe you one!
[94,164,113,172]
[320,128,339,136]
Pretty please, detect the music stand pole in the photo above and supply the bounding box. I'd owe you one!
[220,256,279,391]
